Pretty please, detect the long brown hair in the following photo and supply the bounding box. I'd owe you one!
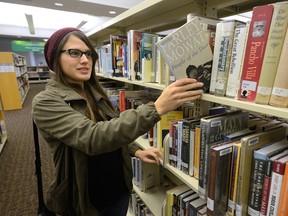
[51,30,115,113]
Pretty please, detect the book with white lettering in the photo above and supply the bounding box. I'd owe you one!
[237,4,274,102]
[156,16,213,93]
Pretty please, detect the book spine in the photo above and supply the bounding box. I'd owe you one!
[188,128,195,176]
[226,24,249,98]
[215,21,241,96]
[237,5,274,102]
[277,162,288,215]
[206,148,217,216]
[266,161,287,216]
[181,121,190,174]
[247,158,266,216]
[177,121,183,170]
[193,125,201,179]
[255,2,288,104]
[269,27,288,108]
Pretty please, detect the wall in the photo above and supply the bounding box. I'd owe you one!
[0,37,46,66]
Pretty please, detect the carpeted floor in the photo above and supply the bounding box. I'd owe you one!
[0,83,54,215]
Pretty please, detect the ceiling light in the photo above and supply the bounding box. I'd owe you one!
[77,21,88,28]
[54,3,63,7]
[109,11,116,14]
[25,14,35,35]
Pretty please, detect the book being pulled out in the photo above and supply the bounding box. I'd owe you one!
[156,16,214,92]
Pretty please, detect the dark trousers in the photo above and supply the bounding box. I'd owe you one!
[100,191,130,216]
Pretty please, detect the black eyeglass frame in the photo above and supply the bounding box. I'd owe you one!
[61,49,94,59]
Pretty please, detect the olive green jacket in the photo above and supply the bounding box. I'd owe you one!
[32,79,161,215]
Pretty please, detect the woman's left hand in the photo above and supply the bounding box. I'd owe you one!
[135,148,162,165]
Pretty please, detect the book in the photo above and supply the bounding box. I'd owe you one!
[277,161,288,216]
[157,111,183,150]
[198,206,207,216]
[182,193,199,216]
[223,128,255,142]
[266,154,288,216]
[237,4,274,102]
[172,188,194,216]
[141,32,158,83]
[198,110,249,199]
[227,141,242,216]
[166,184,190,216]
[189,197,207,216]
[193,125,201,179]
[235,126,287,216]
[127,30,143,81]
[247,139,288,216]
[214,20,245,96]
[255,2,288,104]
[156,16,213,93]
[259,150,288,216]
[181,117,201,175]
[207,141,234,216]
[178,189,196,216]
[225,23,250,98]
[110,35,127,77]
[269,27,288,107]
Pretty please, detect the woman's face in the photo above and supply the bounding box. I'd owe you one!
[60,35,93,85]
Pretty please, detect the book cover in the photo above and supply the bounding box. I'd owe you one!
[277,161,288,216]
[157,111,183,150]
[259,150,288,216]
[234,126,286,216]
[127,30,143,81]
[156,16,213,93]
[214,20,245,97]
[266,154,288,216]
[225,23,250,98]
[269,27,288,108]
[141,32,158,83]
[237,4,274,102]
[198,111,249,199]
[247,139,288,216]
[255,2,288,104]
[182,193,199,216]
[178,189,195,216]
[110,35,127,77]
[172,186,192,216]
[207,141,234,216]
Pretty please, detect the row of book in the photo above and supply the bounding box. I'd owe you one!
[209,1,288,108]
[129,191,154,216]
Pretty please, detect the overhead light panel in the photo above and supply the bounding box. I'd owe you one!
[77,21,88,28]
[25,14,35,35]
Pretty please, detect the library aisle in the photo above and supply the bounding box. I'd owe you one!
[0,83,54,215]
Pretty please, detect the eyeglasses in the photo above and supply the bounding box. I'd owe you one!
[61,49,94,60]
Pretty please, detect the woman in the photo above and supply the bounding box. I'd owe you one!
[32,27,204,216]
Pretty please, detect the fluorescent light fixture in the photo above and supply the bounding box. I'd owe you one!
[109,11,116,14]
[77,0,143,9]
[25,14,35,34]
[54,3,64,7]
[77,21,88,28]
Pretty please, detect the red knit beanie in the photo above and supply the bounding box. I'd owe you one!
[44,27,81,71]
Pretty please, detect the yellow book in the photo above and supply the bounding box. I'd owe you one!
[193,125,201,179]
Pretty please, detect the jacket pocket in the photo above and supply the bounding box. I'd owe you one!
[46,178,69,213]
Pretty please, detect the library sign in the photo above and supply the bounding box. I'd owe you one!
[11,40,45,52]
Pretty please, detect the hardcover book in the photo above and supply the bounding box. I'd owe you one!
[277,161,288,216]
[269,27,288,108]
[255,2,288,104]
[225,23,250,98]
[207,141,234,216]
[237,4,274,102]
[193,125,201,179]
[198,110,249,199]
[214,20,245,96]
[266,154,288,216]
[234,126,286,216]
[110,35,127,77]
[247,139,288,216]
[156,16,213,93]
[259,150,288,216]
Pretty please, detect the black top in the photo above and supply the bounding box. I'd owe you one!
[88,147,128,211]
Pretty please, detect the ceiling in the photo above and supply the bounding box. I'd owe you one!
[0,0,144,40]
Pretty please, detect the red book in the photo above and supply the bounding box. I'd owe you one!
[119,90,126,112]
[237,4,274,102]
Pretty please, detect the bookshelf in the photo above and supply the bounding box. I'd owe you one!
[0,52,29,110]
[89,0,288,215]
[0,94,7,154]
[27,66,50,83]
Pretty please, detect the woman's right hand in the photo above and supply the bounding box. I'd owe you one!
[154,78,204,116]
